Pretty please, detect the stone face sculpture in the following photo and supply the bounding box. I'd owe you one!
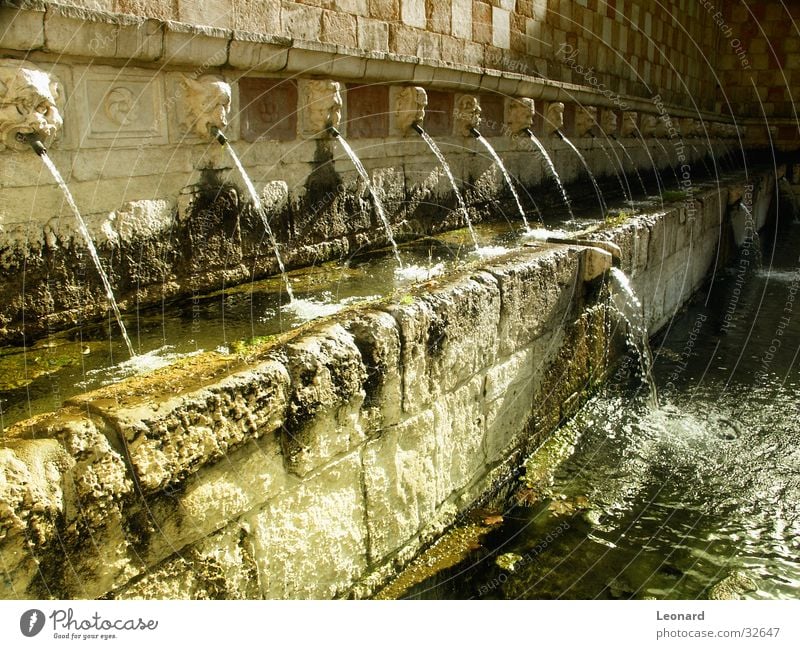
[621,111,638,137]
[679,117,695,137]
[600,109,618,136]
[0,59,63,151]
[543,101,565,134]
[179,74,232,139]
[299,79,342,137]
[505,97,535,134]
[454,94,481,136]
[642,113,668,137]
[574,106,598,137]
[393,85,427,135]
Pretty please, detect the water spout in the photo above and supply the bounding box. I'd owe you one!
[215,131,295,301]
[16,131,48,156]
[411,121,425,136]
[36,152,136,359]
[523,127,575,221]
[557,130,607,219]
[330,130,404,268]
[472,129,529,229]
[210,124,228,146]
[414,125,481,252]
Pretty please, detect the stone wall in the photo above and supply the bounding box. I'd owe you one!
[0,171,774,599]
[0,0,729,111]
[721,2,800,120]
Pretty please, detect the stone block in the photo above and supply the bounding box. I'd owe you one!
[232,0,282,33]
[473,1,493,45]
[492,6,510,49]
[321,11,358,48]
[434,373,487,500]
[280,324,367,477]
[485,347,537,460]
[162,22,229,67]
[369,0,399,22]
[141,430,294,566]
[427,0,451,34]
[484,248,580,356]
[281,2,323,41]
[401,0,426,28]
[68,355,291,493]
[451,0,473,40]
[177,0,233,29]
[357,16,389,51]
[115,521,261,599]
[343,310,403,429]
[246,452,368,599]
[1,6,46,50]
[0,410,133,599]
[385,271,501,412]
[363,410,437,563]
[228,34,290,72]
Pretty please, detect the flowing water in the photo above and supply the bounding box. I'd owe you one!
[400,217,800,600]
[609,267,659,408]
[474,133,529,229]
[40,153,136,359]
[597,139,634,211]
[633,130,666,207]
[527,131,575,221]
[0,220,585,431]
[612,138,649,199]
[417,128,481,251]
[222,142,295,301]
[654,139,682,186]
[333,134,404,268]
[558,132,607,218]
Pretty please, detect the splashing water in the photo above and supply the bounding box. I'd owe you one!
[334,134,404,269]
[559,132,607,218]
[417,129,481,251]
[39,153,136,359]
[527,131,575,220]
[222,143,295,301]
[608,267,659,408]
[474,133,529,229]
[282,293,379,323]
[395,263,445,282]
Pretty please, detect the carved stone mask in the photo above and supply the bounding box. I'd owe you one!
[180,74,232,139]
[299,80,342,137]
[641,114,659,137]
[506,98,535,134]
[620,111,639,137]
[574,106,598,137]
[455,95,481,135]
[600,109,618,136]
[0,59,63,151]
[544,102,565,133]
[394,86,427,134]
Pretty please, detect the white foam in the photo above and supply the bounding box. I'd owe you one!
[394,263,445,282]
[78,345,203,388]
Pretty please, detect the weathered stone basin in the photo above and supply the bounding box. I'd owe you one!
[0,170,777,599]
